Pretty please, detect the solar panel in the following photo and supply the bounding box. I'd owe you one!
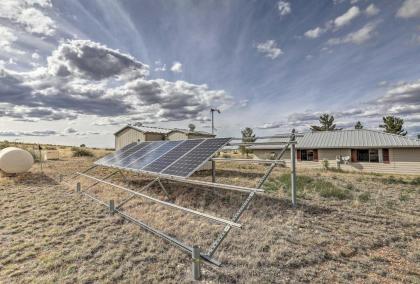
[142,139,204,174]
[94,142,137,165]
[95,138,231,177]
[97,142,151,166]
[126,140,183,170]
[162,138,231,177]
[112,141,166,168]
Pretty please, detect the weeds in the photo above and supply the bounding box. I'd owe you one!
[72,148,94,157]
[265,174,353,200]
[358,192,371,202]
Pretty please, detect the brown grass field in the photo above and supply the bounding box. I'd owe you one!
[0,146,419,283]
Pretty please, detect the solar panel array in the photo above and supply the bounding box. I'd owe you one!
[95,138,231,178]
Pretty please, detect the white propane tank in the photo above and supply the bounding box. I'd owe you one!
[0,147,34,174]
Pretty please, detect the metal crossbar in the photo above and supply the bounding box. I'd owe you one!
[77,172,242,228]
[212,158,285,164]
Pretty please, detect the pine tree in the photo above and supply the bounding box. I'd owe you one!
[379,116,407,136]
[354,121,363,129]
[310,114,338,131]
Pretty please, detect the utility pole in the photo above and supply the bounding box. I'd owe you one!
[210,108,220,135]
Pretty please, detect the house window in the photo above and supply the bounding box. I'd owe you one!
[354,149,379,163]
[301,150,314,161]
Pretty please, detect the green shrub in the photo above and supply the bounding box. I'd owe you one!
[358,192,371,202]
[222,153,231,158]
[322,159,329,170]
[0,141,10,149]
[383,176,407,184]
[410,177,420,185]
[72,148,94,157]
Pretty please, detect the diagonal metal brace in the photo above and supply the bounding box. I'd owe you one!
[206,140,292,257]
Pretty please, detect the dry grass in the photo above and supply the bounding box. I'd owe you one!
[0,150,419,283]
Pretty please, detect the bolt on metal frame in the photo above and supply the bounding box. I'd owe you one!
[66,130,299,278]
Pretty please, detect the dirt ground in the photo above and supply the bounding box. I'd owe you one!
[0,150,419,283]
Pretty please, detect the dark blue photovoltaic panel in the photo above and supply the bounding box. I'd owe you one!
[162,138,230,177]
[95,138,231,177]
[142,139,203,173]
[103,142,150,166]
[112,141,166,167]
[94,142,137,165]
[126,140,183,170]
[100,142,151,166]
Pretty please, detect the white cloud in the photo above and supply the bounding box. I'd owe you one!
[327,22,377,45]
[256,40,283,59]
[0,0,56,36]
[154,60,166,72]
[277,1,291,16]
[32,52,40,60]
[170,61,182,73]
[304,27,325,38]
[397,0,420,18]
[0,26,18,53]
[365,4,380,16]
[334,6,361,29]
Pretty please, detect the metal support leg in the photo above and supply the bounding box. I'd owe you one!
[211,160,216,183]
[109,200,115,214]
[157,179,171,200]
[192,245,201,280]
[290,129,297,207]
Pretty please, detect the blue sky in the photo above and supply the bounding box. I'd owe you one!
[1,0,420,147]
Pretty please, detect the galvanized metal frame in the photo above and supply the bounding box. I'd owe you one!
[68,130,299,276]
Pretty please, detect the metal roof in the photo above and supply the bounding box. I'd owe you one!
[250,129,420,149]
[114,125,214,137]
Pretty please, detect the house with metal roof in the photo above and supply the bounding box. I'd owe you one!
[251,129,420,175]
[114,124,215,150]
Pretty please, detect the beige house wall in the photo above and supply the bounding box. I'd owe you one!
[115,128,145,150]
[145,133,165,141]
[167,132,188,141]
[253,148,420,175]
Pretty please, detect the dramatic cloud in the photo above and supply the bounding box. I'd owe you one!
[170,61,183,73]
[277,1,291,16]
[256,40,283,59]
[0,0,56,36]
[0,39,231,122]
[334,6,361,29]
[365,4,380,16]
[327,22,378,45]
[397,0,420,18]
[304,27,325,38]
